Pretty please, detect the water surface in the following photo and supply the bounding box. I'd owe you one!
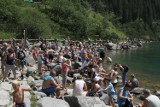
[107,42,160,89]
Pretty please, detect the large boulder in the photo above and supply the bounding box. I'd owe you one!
[64,96,108,107]
[25,55,36,65]
[36,97,70,107]
[33,80,43,87]
[154,90,160,96]
[33,91,47,100]
[26,66,37,73]
[0,82,12,92]
[47,63,57,69]
[27,76,35,86]
[0,90,10,106]
[130,87,144,95]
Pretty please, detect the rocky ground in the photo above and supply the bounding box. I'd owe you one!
[0,65,113,107]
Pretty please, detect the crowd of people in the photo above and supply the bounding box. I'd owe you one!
[0,39,160,107]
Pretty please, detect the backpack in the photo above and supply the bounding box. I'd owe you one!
[18,51,25,60]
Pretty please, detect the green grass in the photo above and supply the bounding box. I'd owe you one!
[31,92,36,107]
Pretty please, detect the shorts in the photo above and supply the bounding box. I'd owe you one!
[15,103,26,107]
[61,71,68,83]
[108,92,115,98]
[4,64,16,74]
[42,86,56,96]
[18,60,25,69]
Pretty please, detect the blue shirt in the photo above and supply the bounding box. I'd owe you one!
[106,82,115,94]
[117,87,129,106]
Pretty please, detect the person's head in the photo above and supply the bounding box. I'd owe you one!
[8,48,13,54]
[124,82,132,90]
[19,45,23,50]
[77,75,83,80]
[114,66,118,71]
[130,74,135,79]
[12,80,20,91]
[143,89,151,98]
[103,77,111,84]
[50,70,56,77]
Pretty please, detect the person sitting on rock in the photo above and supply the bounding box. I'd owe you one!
[12,80,32,107]
[42,70,61,97]
[86,77,103,97]
[137,89,160,107]
[128,74,139,91]
[73,75,88,96]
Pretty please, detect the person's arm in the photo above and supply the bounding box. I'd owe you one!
[140,99,148,107]
[22,88,32,91]
[118,64,124,71]
[128,91,133,101]
[63,62,71,67]
[50,78,60,87]
[12,92,16,107]
[83,82,88,91]
[118,89,129,99]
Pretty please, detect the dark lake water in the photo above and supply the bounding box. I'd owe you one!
[107,42,160,89]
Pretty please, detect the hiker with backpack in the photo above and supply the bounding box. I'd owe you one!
[17,46,26,80]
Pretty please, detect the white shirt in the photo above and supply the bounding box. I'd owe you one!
[146,95,160,107]
[73,80,85,96]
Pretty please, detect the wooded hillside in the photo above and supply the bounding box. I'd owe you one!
[0,0,160,40]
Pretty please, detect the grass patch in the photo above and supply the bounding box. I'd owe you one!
[31,92,36,107]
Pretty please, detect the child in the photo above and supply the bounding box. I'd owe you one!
[12,80,32,107]
[103,77,116,107]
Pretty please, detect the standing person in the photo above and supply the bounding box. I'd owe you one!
[117,82,133,107]
[12,80,32,107]
[61,58,71,89]
[109,66,118,93]
[137,89,160,107]
[37,51,44,75]
[118,64,129,85]
[103,78,116,107]
[17,46,26,80]
[73,75,88,96]
[1,43,8,81]
[3,48,17,81]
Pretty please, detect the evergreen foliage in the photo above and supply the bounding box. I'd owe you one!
[0,0,160,40]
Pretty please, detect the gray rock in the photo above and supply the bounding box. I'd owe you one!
[100,94,109,105]
[53,65,62,72]
[154,90,160,96]
[47,63,57,68]
[66,89,73,96]
[0,90,10,106]
[73,73,80,78]
[27,76,35,86]
[0,82,12,92]
[24,91,31,99]
[34,91,47,100]
[130,87,144,94]
[64,96,108,107]
[33,80,43,87]
[24,97,31,107]
[36,97,70,107]
[25,55,36,65]
[67,76,73,84]
[27,66,37,73]
[77,96,107,107]
[54,76,62,84]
